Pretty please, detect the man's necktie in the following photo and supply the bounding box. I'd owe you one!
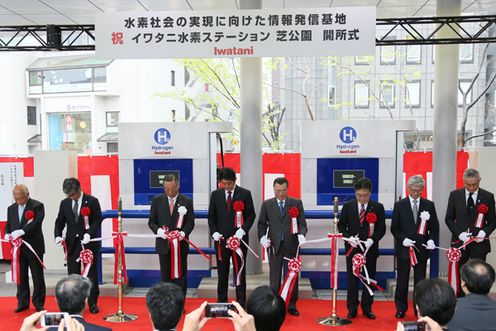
[412,199,418,222]
[279,201,284,215]
[73,200,79,220]
[227,191,232,212]
[359,203,365,226]
[169,198,174,215]
[467,192,475,211]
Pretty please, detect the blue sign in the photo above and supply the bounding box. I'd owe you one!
[339,126,357,144]
[154,128,171,145]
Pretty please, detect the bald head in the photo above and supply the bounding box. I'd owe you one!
[461,259,495,295]
[12,184,29,205]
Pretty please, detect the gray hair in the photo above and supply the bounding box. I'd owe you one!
[12,184,29,196]
[62,177,81,195]
[55,274,92,314]
[463,168,480,180]
[407,175,425,188]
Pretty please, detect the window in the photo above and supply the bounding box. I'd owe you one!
[43,68,92,93]
[27,106,37,125]
[106,112,119,129]
[29,71,42,86]
[458,80,473,106]
[380,46,396,65]
[107,143,118,154]
[48,112,92,153]
[405,81,421,108]
[354,81,369,108]
[328,85,336,106]
[354,56,371,65]
[379,82,395,108]
[406,45,421,64]
[171,70,176,86]
[460,44,474,63]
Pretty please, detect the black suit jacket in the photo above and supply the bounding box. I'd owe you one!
[54,193,103,255]
[148,193,195,254]
[208,186,255,242]
[337,199,386,258]
[257,196,308,255]
[391,197,439,260]
[445,188,496,253]
[72,316,112,331]
[447,293,496,331]
[6,198,45,256]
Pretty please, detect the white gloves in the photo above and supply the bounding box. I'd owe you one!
[81,233,90,245]
[458,231,472,243]
[4,233,11,241]
[55,236,63,245]
[347,235,359,248]
[157,228,167,239]
[297,234,306,245]
[402,238,416,247]
[235,228,246,239]
[260,235,271,249]
[476,230,486,243]
[179,231,186,240]
[426,239,436,250]
[365,238,374,249]
[11,229,25,240]
[212,232,222,241]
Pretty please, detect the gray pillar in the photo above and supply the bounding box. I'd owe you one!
[240,0,262,275]
[433,0,461,274]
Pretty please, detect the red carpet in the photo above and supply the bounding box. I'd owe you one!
[2,296,412,330]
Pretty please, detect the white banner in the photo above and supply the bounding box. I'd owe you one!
[96,7,376,59]
[0,163,24,220]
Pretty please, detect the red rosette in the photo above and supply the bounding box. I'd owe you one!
[25,210,34,220]
[79,249,94,264]
[168,230,181,241]
[226,236,241,251]
[287,258,302,272]
[352,253,366,269]
[446,247,461,262]
[289,207,299,218]
[478,204,489,214]
[11,237,22,248]
[81,207,91,217]
[233,200,245,212]
[366,212,377,224]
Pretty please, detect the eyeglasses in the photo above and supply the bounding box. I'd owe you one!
[274,189,288,194]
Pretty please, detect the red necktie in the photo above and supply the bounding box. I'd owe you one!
[227,191,232,212]
[359,204,365,226]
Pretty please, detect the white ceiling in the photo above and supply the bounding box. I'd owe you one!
[0,0,495,25]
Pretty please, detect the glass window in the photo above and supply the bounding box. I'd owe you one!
[460,44,474,63]
[328,85,336,106]
[380,82,395,108]
[27,106,37,125]
[406,45,421,64]
[458,80,473,106]
[354,81,369,108]
[107,143,118,154]
[48,112,92,153]
[93,67,106,83]
[380,45,396,65]
[171,70,176,86]
[106,112,119,133]
[43,68,92,93]
[354,56,371,65]
[29,71,42,86]
[405,81,421,108]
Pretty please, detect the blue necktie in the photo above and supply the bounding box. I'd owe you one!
[279,201,284,215]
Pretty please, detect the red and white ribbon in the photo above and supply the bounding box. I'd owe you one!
[81,207,91,231]
[168,230,182,279]
[366,212,377,237]
[77,249,94,277]
[289,207,299,235]
[112,231,128,284]
[328,233,343,289]
[409,246,418,267]
[475,204,488,229]
[446,247,462,296]
[352,253,383,296]
[279,257,302,304]
[417,211,430,235]
[0,237,46,285]
[233,201,245,228]
[227,236,244,286]
[176,206,187,228]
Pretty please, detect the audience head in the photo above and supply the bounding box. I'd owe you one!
[461,259,495,295]
[55,274,92,315]
[146,282,184,331]
[246,285,286,331]
[413,278,456,326]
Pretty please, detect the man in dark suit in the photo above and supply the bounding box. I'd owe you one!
[208,167,256,307]
[448,259,496,331]
[258,177,307,316]
[148,174,195,296]
[54,177,103,314]
[337,177,386,320]
[55,274,112,331]
[146,283,184,331]
[391,175,439,318]
[445,168,496,295]
[4,184,46,313]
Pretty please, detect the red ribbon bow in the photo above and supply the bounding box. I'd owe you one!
[25,210,34,220]
[447,247,462,296]
[233,201,245,212]
[81,207,91,216]
[112,231,128,285]
[279,258,302,304]
[478,204,489,214]
[79,249,94,277]
[366,212,377,223]
[289,207,299,218]
[227,236,244,286]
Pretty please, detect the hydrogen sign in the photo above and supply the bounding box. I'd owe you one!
[154,128,171,145]
[336,126,360,154]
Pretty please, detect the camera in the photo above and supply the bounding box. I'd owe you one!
[40,312,69,327]
[205,303,237,318]
[401,321,426,331]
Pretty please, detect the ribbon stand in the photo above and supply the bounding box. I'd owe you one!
[317,197,351,326]
[104,197,138,322]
